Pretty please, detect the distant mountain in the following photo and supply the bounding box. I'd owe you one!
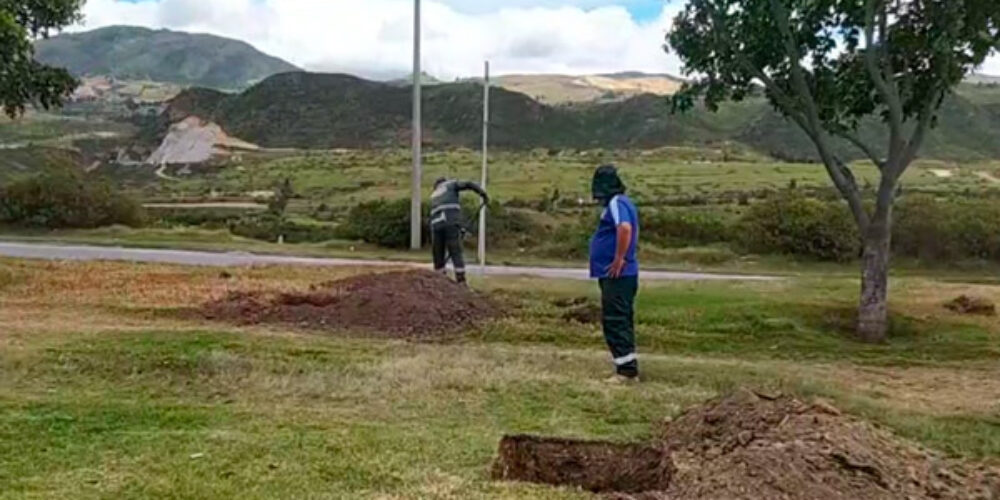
[492,72,685,105]
[155,71,1000,162]
[34,26,300,90]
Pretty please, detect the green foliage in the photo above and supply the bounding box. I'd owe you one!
[893,195,1000,262]
[150,207,252,229]
[33,25,299,89]
[228,214,337,244]
[668,0,1000,132]
[337,199,428,249]
[735,193,860,261]
[538,214,594,260]
[268,178,294,216]
[0,169,144,228]
[643,209,732,248]
[335,198,542,251]
[0,0,82,117]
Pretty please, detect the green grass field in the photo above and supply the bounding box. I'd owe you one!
[2,259,999,498]
[129,149,1000,213]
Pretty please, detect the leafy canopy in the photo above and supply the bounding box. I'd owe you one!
[669,0,1000,163]
[668,0,1000,232]
[0,0,83,118]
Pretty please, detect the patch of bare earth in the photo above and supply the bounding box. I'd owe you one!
[201,270,501,339]
[659,389,1000,500]
[492,435,673,494]
[494,389,1000,499]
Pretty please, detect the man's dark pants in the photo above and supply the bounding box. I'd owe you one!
[599,275,639,377]
[432,223,466,282]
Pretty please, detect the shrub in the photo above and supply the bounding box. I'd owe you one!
[892,195,954,261]
[643,209,732,248]
[464,200,541,249]
[151,207,250,229]
[337,199,429,249]
[229,214,338,243]
[336,198,544,250]
[734,193,859,261]
[0,170,144,228]
[538,214,594,260]
[893,195,1000,262]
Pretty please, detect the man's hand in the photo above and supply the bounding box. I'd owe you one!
[607,257,626,278]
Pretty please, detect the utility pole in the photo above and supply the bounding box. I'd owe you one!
[478,61,490,272]
[410,0,422,250]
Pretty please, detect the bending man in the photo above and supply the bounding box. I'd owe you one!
[430,177,489,284]
[589,165,640,383]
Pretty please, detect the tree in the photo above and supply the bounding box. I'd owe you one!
[0,0,83,118]
[268,177,294,217]
[667,0,1000,342]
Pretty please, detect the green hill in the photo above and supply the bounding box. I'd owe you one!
[34,26,300,90]
[160,72,1000,161]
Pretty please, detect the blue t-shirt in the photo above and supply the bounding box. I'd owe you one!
[589,194,639,278]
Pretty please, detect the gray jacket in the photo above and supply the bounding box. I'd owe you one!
[430,180,488,228]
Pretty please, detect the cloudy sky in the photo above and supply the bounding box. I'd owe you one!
[76,0,1000,80]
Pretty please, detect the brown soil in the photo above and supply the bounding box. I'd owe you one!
[493,389,1000,499]
[658,389,1000,500]
[562,303,603,324]
[201,270,500,339]
[944,295,997,316]
[492,435,673,494]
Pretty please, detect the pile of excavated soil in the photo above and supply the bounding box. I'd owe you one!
[658,389,1000,500]
[494,389,1000,499]
[201,270,500,339]
[945,295,997,316]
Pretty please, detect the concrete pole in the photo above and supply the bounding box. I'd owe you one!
[478,61,490,271]
[410,0,423,250]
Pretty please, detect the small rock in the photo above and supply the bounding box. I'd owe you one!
[190,453,205,460]
[811,399,842,416]
[737,431,754,446]
[753,389,781,400]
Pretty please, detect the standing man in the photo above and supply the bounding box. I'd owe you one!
[589,165,640,383]
[430,177,489,285]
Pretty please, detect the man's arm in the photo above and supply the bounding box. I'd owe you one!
[456,181,489,203]
[608,222,633,278]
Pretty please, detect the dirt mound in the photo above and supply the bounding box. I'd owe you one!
[201,270,500,339]
[493,389,1000,499]
[492,435,673,494]
[659,389,1000,500]
[551,296,602,324]
[563,303,602,324]
[945,295,996,316]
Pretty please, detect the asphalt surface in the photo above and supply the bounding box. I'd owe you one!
[0,241,779,282]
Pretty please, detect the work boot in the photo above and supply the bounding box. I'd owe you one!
[456,272,467,287]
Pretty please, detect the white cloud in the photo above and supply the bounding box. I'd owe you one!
[74,0,684,79]
[71,0,1000,79]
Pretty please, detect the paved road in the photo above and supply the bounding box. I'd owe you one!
[0,241,779,282]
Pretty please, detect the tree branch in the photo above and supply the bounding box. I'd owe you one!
[767,0,869,229]
[900,87,943,172]
[768,0,823,127]
[835,130,886,169]
[864,0,905,159]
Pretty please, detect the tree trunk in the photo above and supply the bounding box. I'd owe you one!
[857,211,892,343]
